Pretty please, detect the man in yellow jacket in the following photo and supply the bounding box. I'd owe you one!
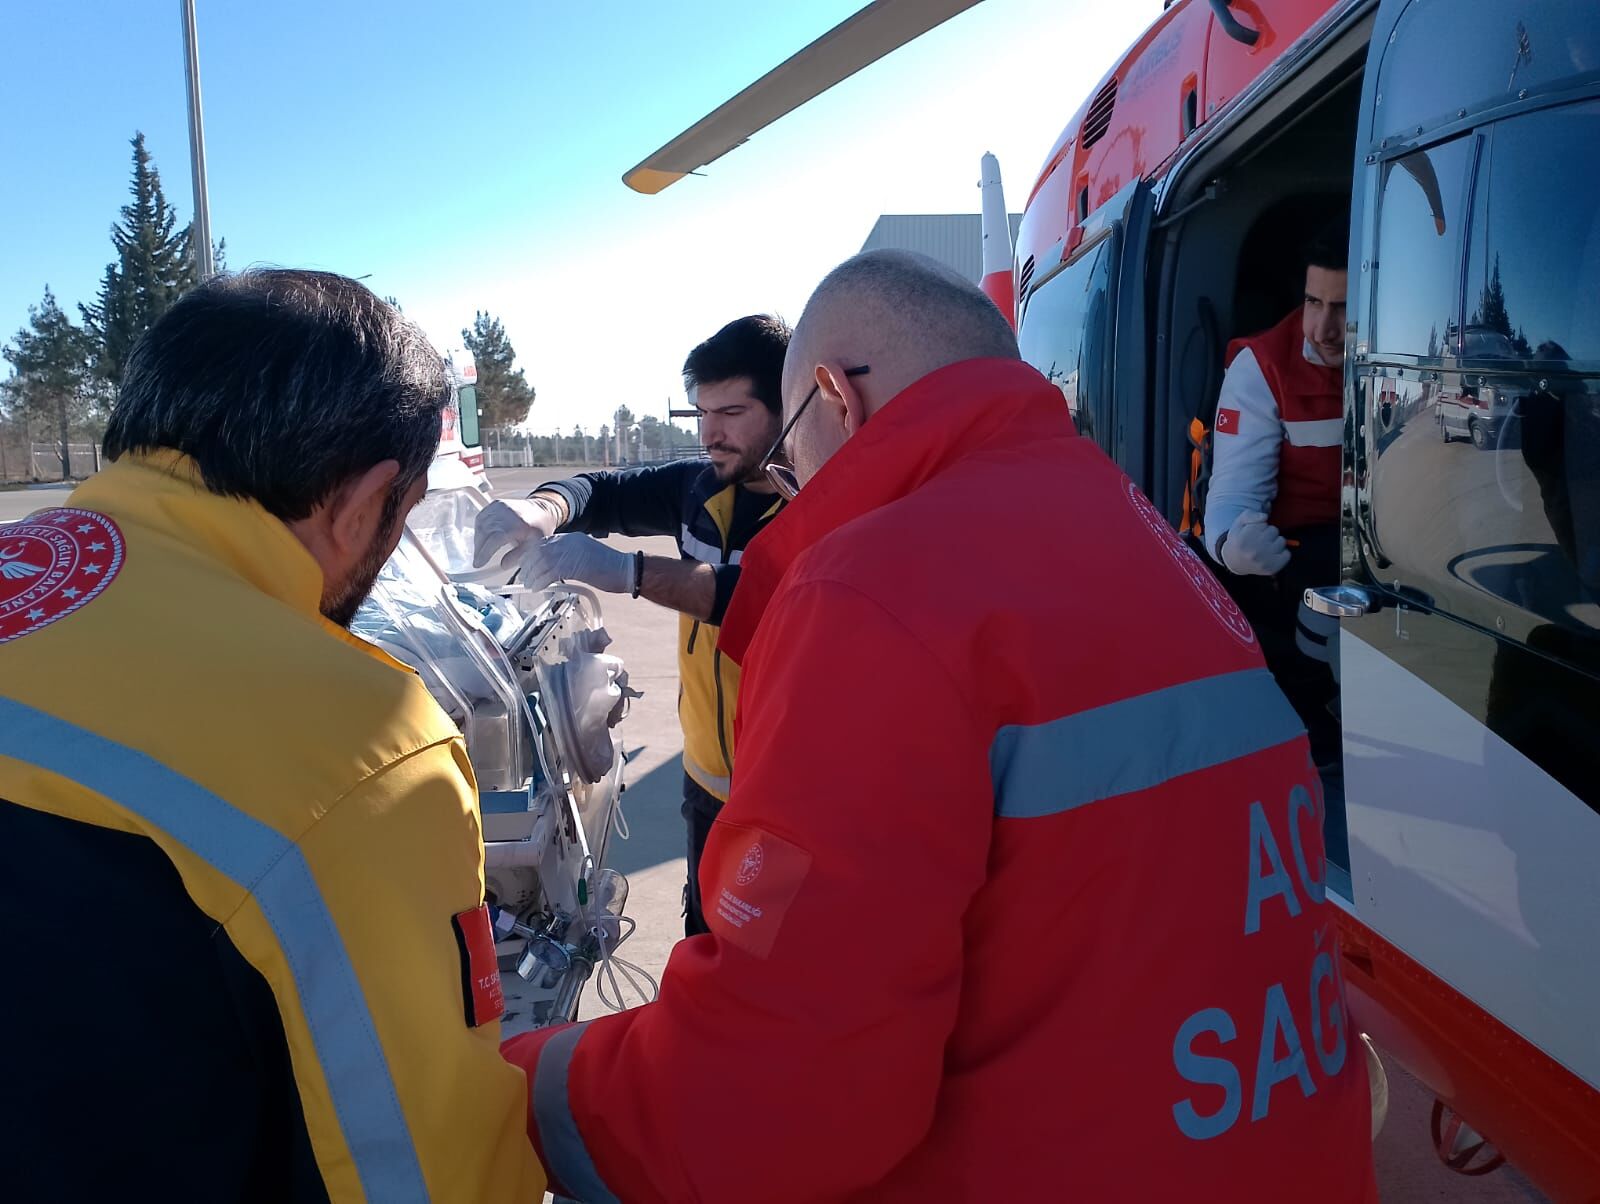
[0,270,544,1201]
[473,315,789,935]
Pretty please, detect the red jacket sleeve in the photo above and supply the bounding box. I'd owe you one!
[503,578,994,1204]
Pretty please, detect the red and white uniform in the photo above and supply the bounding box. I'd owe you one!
[503,359,1375,1204]
[1204,309,1343,561]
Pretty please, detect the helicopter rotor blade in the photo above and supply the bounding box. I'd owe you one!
[624,0,984,194]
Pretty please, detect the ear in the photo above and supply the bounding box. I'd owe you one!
[326,460,402,556]
[815,362,869,435]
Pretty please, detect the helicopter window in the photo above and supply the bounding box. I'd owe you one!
[1464,102,1600,365]
[1374,0,1600,145]
[1371,135,1474,358]
[1017,237,1115,450]
[1363,104,1600,653]
[1433,101,1600,640]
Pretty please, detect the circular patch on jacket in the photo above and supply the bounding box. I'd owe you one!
[1124,480,1256,648]
[736,842,765,886]
[0,509,125,644]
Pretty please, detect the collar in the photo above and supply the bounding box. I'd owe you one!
[69,450,326,620]
[700,472,786,537]
[719,357,1068,662]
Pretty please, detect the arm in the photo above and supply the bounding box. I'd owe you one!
[540,461,698,540]
[272,741,546,1202]
[501,539,738,624]
[639,554,731,623]
[474,462,699,569]
[502,579,993,1204]
[1203,348,1283,561]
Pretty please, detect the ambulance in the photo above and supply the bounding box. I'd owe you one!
[429,347,489,493]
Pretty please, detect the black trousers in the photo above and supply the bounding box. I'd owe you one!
[1216,524,1343,767]
[680,773,725,938]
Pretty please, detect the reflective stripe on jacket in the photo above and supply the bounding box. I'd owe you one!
[504,359,1377,1203]
[0,452,544,1203]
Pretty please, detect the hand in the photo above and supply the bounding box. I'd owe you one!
[473,497,563,567]
[1221,511,1291,577]
[506,533,635,595]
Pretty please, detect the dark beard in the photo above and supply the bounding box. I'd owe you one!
[322,490,404,628]
[710,447,766,484]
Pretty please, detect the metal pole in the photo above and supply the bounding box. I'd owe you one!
[181,0,216,280]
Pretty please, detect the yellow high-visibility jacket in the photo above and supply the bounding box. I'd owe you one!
[543,462,784,801]
[0,452,543,1202]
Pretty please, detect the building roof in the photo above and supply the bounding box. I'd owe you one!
[858,213,1023,284]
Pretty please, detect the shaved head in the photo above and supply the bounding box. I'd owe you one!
[779,251,1019,488]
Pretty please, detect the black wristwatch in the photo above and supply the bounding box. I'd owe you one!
[1213,531,1229,563]
[631,551,644,598]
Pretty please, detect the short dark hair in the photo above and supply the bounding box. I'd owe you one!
[105,269,450,522]
[682,314,791,413]
[1305,217,1351,273]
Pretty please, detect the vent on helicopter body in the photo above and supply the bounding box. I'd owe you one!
[1081,78,1118,150]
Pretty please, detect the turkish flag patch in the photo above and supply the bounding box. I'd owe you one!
[703,822,812,959]
[1215,407,1241,435]
[452,904,505,1027]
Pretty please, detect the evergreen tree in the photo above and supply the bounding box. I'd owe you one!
[80,132,205,392]
[4,288,97,480]
[1469,255,1533,354]
[461,311,536,427]
[638,414,668,453]
[1472,254,1513,337]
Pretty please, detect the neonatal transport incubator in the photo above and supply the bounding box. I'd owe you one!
[353,485,647,1025]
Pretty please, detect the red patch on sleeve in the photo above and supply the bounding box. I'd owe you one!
[1215,408,1241,435]
[703,822,812,959]
[452,904,505,1027]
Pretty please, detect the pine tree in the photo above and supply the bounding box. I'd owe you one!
[461,311,536,428]
[1472,254,1513,338]
[80,132,205,392]
[638,414,668,453]
[4,288,97,480]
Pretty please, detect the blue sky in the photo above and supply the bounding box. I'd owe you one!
[2,1,1154,432]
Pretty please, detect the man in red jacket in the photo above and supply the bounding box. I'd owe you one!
[504,251,1376,1202]
[1203,222,1349,768]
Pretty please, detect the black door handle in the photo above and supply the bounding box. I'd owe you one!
[1209,0,1260,46]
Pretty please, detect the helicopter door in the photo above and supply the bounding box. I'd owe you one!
[1313,0,1600,1098]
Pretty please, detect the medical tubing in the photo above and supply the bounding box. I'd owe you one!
[592,916,659,1012]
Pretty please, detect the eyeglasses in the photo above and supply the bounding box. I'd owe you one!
[761,365,870,500]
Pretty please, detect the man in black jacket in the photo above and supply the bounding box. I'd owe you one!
[475,315,788,934]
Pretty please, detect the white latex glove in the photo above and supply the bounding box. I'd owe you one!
[507,533,635,595]
[473,497,563,567]
[1220,511,1291,577]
